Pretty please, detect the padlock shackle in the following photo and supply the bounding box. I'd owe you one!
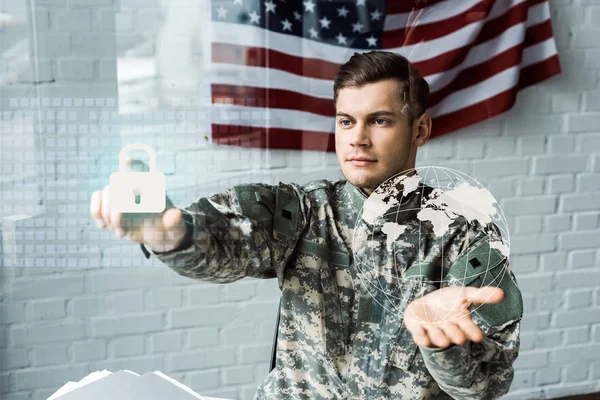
[119,143,157,172]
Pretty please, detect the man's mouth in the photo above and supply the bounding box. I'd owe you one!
[348,156,377,167]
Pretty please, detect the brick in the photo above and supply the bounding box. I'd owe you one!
[150,331,183,353]
[520,312,551,332]
[8,276,84,300]
[536,330,563,348]
[31,299,66,321]
[518,177,545,196]
[0,350,29,369]
[562,193,600,212]
[560,231,600,250]
[552,93,581,113]
[222,324,259,345]
[575,27,600,47]
[565,326,590,345]
[240,343,272,364]
[71,34,117,57]
[187,369,219,390]
[519,332,535,350]
[516,215,542,234]
[33,34,70,58]
[514,350,549,369]
[487,179,516,198]
[568,113,600,132]
[92,313,162,336]
[509,370,534,391]
[106,291,144,313]
[72,340,106,362]
[545,215,571,233]
[569,249,596,268]
[574,211,600,231]
[170,306,237,328]
[188,327,220,348]
[472,159,529,179]
[501,197,556,216]
[509,254,539,274]
[592,360,600,380]
[554,309,600,328]
[509,235,556,255]
[189,285,220,306]
[11,322,86,346]
[57,59,95,81]
[53,9,92,32]
[70,296,105,318]
[168,348,236,371]
[14,366,89,391]
[31,344,68,367]
[88,269,168,292]
[517,135,546,155]
[484,138,517,157]
[506,116,563,136]
[514,274,553,293]
[534,155,587,175]
[535,366,561,385]
[112,335,144,358]
[0,302,26,324]
[222,281,257,302]
[145,287,182,309]
[564,362,589,382]
[221,365,254,385]
[556,270,600,289]
[548,175,574,194]
[537,292,565,312]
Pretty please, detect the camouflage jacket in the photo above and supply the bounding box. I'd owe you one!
[144,179,523,400]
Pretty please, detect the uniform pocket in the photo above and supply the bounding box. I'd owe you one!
[388,278,420,370]
[320,267,346,357]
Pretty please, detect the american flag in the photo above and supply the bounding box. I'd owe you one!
[209,0,561,151]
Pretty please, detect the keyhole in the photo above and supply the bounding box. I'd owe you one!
[133,188,142,204]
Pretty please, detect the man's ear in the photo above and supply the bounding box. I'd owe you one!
[413,112,432,146]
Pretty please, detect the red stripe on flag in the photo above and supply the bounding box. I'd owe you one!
[211,84,335,117]
[394,0,532,77]
[383,0,494,47]
[426,19,555,108]
[212,42,340,81]
[429,55,560,139]
[212,124,333,151]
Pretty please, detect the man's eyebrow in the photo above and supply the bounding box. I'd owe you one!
[335,111,398,118]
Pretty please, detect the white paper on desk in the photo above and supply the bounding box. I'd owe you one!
[45,370,139,400]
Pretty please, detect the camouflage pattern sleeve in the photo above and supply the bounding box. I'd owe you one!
[418,315,521,400]
[150,183,309,286]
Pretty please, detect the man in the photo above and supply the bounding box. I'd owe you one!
[91,51,523,399]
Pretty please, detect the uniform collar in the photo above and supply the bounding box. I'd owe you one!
[344,181,369,211]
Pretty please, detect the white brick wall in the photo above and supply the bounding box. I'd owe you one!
[0,0,599,399]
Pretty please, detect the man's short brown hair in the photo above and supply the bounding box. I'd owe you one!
[333,51,430,123]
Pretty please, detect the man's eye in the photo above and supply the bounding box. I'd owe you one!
[339,119,352,126]
[374,118,388,125]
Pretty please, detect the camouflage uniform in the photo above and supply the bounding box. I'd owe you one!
[143,179,523,400]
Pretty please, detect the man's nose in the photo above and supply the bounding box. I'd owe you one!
[350,123,370,147]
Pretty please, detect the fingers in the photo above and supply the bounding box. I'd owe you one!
[162,208,182,230]
[101,186,112,229]
[440,323,467,346]
[424,325,451,349]
[465,286,504,306]
[90,190,105,229]
[456,317,485,343]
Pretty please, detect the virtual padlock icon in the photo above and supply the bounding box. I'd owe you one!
[109,144,166,213]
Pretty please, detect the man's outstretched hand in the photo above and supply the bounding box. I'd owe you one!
[90,157,188,253]
[404,286,504,349]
